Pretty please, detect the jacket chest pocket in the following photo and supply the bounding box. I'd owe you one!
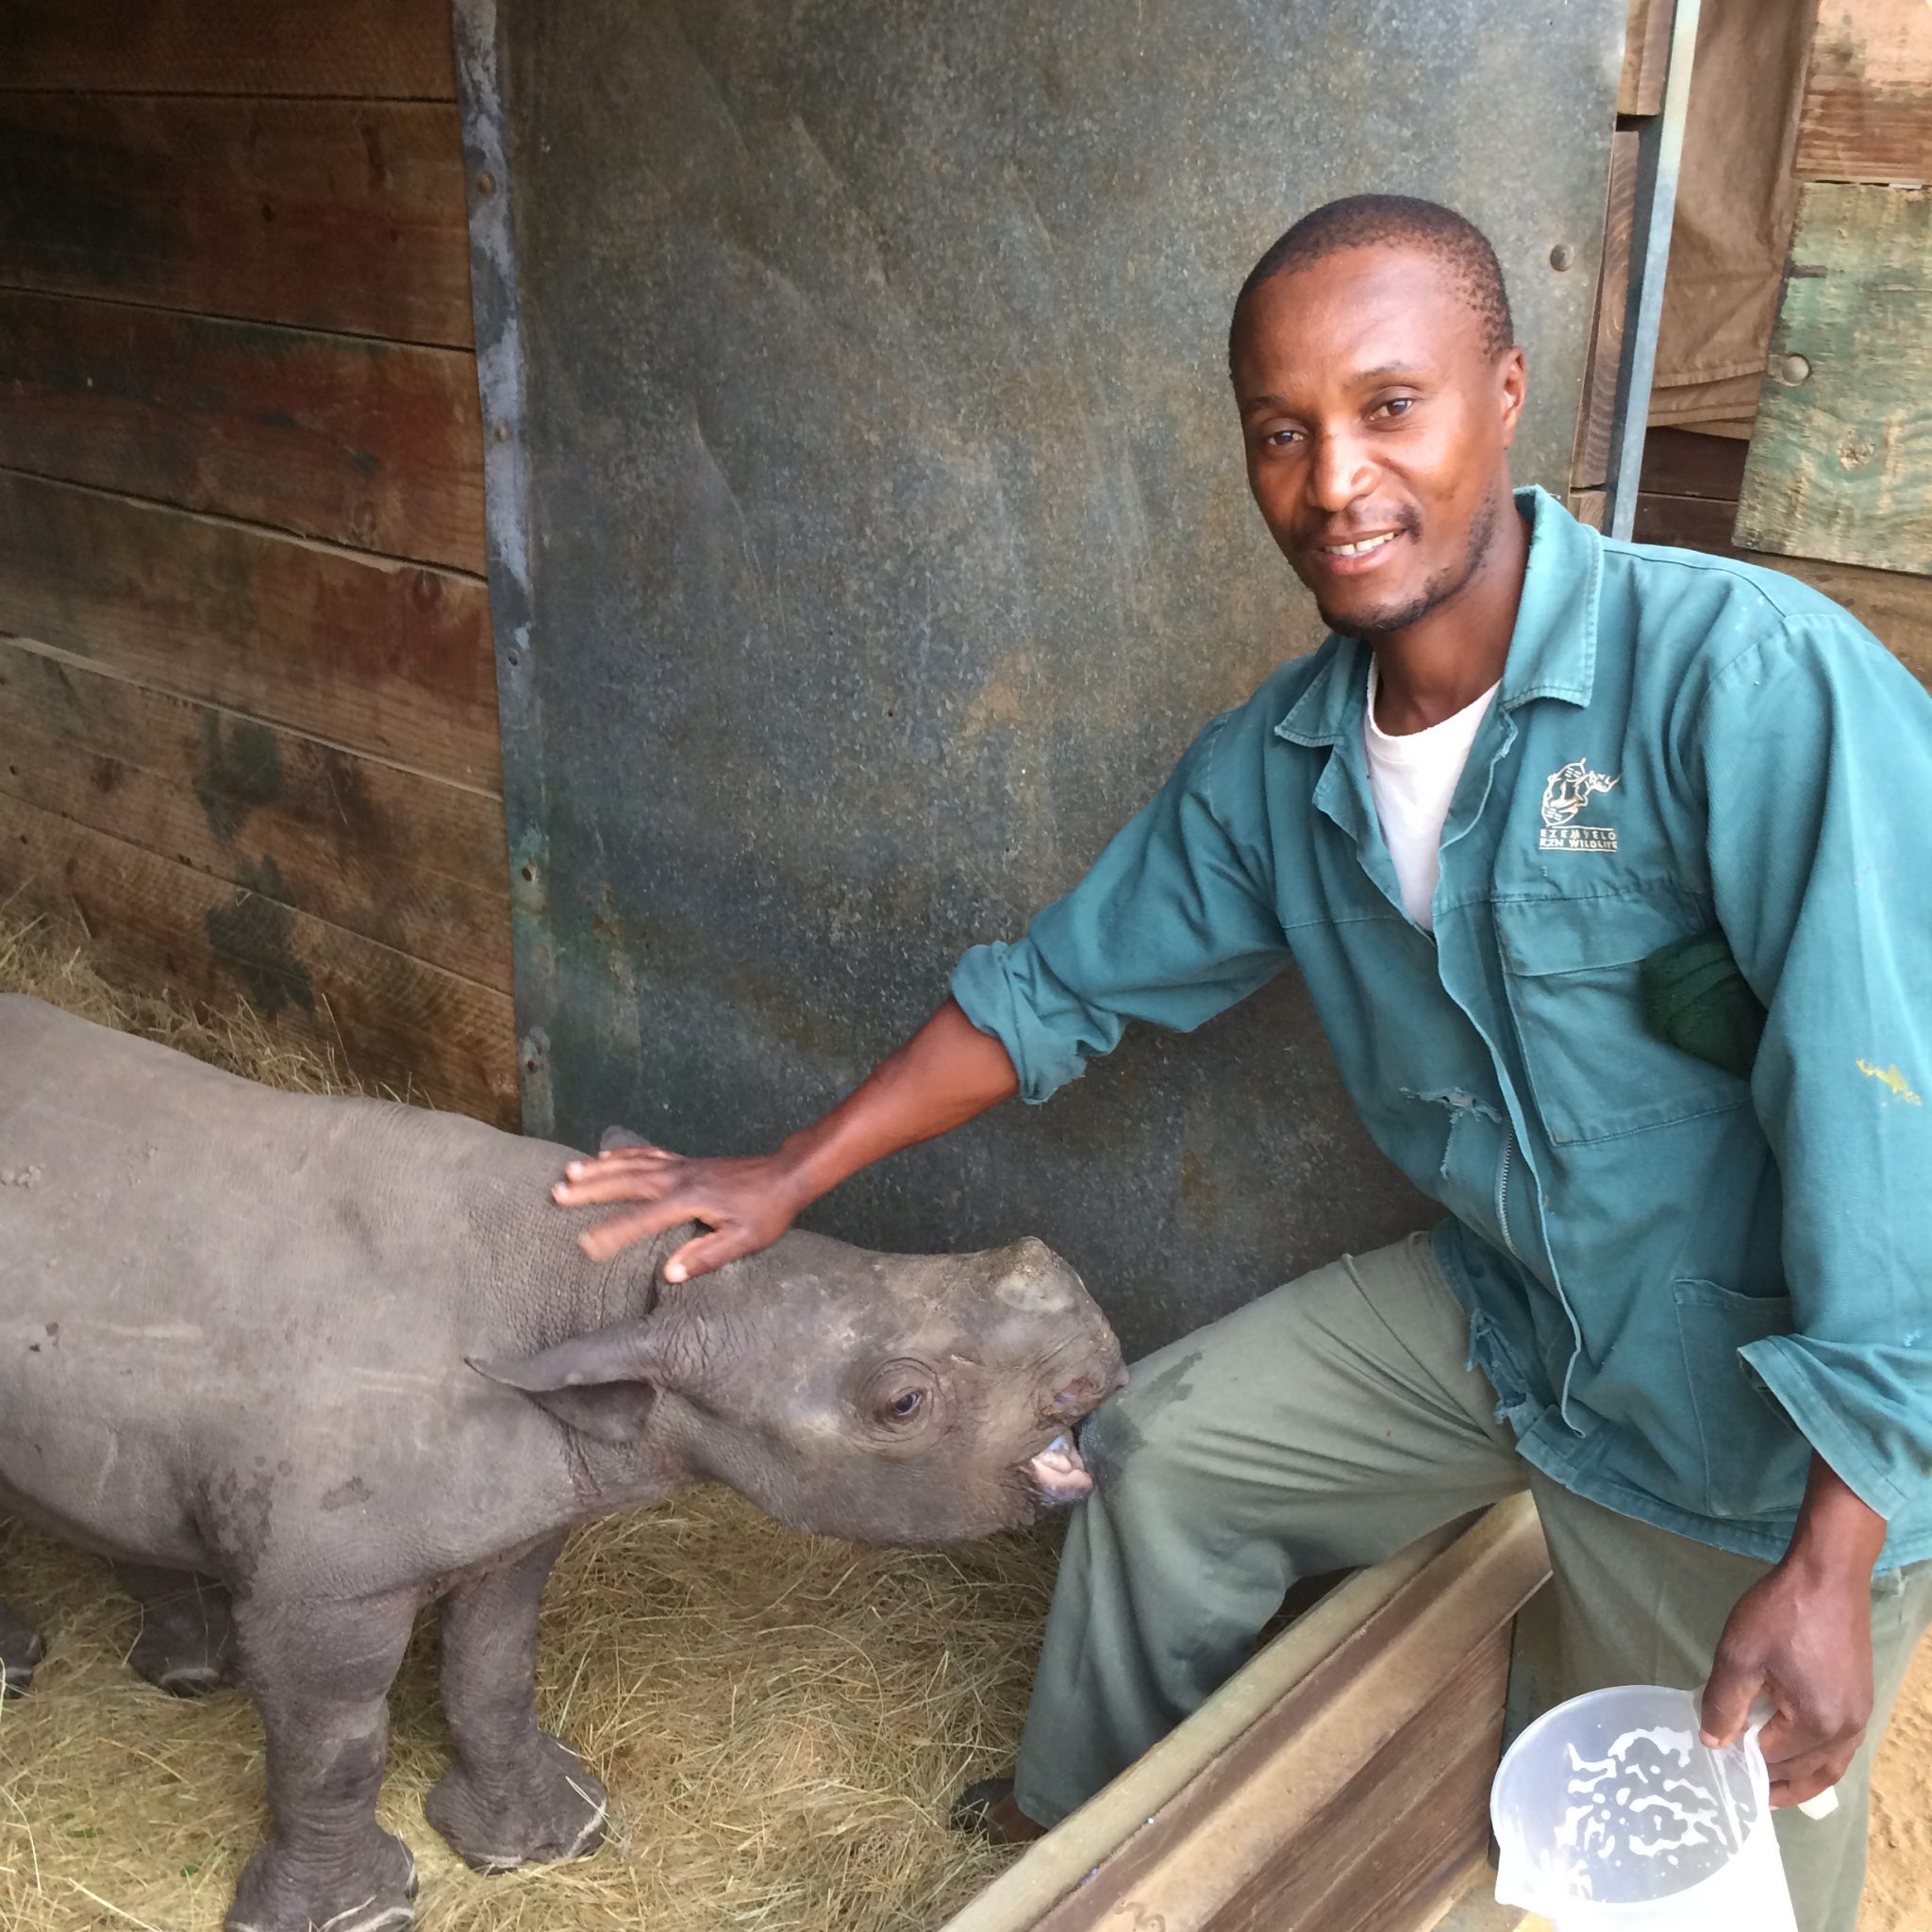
[1493,890,1751,1146]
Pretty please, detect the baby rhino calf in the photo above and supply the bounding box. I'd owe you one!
[0,995,1124,1932]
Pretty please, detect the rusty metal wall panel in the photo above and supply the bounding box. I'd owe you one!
[471,0,1625,1357]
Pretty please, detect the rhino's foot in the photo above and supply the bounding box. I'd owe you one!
[425,1734,608,1874]
[119,1566,237,1698]
[225,1830,416,1932]
[0,1602,44,1699]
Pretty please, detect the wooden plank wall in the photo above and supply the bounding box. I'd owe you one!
[1795,0,1932,183]
[1639,430,1931,690]
[1635,1,1930,688]
[0,0,518,1121]
[1734,0,1931,578]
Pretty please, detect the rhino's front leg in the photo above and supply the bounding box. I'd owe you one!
[424,1533,608,1873]
[114,1562,236,1697]
[225,1590,420,1932]
[0,1591,44,1698]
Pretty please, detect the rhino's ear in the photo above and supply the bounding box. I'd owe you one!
[468,1324,673,1444]
[599,1124,651,1153]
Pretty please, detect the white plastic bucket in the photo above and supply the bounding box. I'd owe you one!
[1491,1685,1797,1931]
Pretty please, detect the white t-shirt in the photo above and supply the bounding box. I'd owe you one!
[1361,660,1500,931]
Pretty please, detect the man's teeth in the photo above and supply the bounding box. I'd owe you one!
[1324,532,1397,557]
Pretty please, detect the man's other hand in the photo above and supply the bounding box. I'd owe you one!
[1699,1557,1874,1807]
[1699,1453,1887,1807]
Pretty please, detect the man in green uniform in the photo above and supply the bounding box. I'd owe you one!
[556,196,1932,1930]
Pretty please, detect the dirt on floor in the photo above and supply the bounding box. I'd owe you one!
[1864,1643,1932,1930]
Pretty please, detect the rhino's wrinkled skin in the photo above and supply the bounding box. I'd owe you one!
[0,996,1124,1932]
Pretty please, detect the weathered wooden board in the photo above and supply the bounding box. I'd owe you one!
[0,640,510,992]
[0,292,485,571]
[0,474,501,789]
[1573,131,1641,491]
[1628,491,1930,691]
[1633,491,1749,552]
[1778,553,1932,689]
[0,793,518,1124]
[949,1499,1550,1932]
[0,0,458,97]
[1210,1645,1508,1930]
[1620,0,1676,116]
[1735,183,1931,575]
[1640,425,1750,500]
[1797,0,1932,185]
[0,97,474,345]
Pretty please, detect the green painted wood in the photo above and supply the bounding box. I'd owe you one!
[1736,183,1932,576]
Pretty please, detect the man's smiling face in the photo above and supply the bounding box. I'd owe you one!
[1231,243,1525,639]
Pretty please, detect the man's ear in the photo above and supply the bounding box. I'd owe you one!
[469,1324,674,1444]
[1499,343,1527,449]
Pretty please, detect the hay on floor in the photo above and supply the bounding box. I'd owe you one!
[0,914,1054,1931]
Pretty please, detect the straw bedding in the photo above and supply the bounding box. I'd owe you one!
[0,917,1051,1931]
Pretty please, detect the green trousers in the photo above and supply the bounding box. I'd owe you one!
[1014,1234,1932,1932]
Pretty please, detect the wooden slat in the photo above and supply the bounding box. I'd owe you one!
[1735,182,1931,575]
[942,1523,1474,1932]
[1620,0,1676,116]
[1629,493,1930,691]
[0,793,517,1124]
[0,639,510,992]
[1797,0,1932,185]
[0,291,485,571]
[1218,1644,1508,1931]
[1638,425,1750,501]
[1573,131,1641,491]
[1022,1500,1549,1932]
[1632,490,1741,551]
[0,473,501,790]
[0,0,458,97]
[0,96,473,346]
[1778,553,1932,689]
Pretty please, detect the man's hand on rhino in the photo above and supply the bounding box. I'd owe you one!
[553,1146,810,1277]
[554,998,1022,1278]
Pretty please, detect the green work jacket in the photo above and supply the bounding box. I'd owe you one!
[953,486,1932,1569]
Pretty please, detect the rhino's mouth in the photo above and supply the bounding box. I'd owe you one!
[1024,1433,1093,1507]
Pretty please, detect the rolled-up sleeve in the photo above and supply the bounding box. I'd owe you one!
[1698,616,1932,1518]
[952,709,1291,1104]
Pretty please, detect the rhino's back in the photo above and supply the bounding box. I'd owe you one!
[0,996,585,1577]
[0,992,468,1317]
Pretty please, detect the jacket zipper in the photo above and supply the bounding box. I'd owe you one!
[1495,1130,1522,1262]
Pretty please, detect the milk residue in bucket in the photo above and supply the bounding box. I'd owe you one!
[1552,1725,1742,1898]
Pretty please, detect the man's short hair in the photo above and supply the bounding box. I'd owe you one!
[1229,194,1515,370]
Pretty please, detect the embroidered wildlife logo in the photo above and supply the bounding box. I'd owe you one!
[1540,759,1620,852]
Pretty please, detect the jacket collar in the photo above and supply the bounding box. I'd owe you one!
[1274,485,1601,749]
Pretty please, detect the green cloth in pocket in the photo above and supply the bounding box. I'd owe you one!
[1638,932,1766,1081]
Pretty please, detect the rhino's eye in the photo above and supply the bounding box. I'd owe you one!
[861,1357,939,1433]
